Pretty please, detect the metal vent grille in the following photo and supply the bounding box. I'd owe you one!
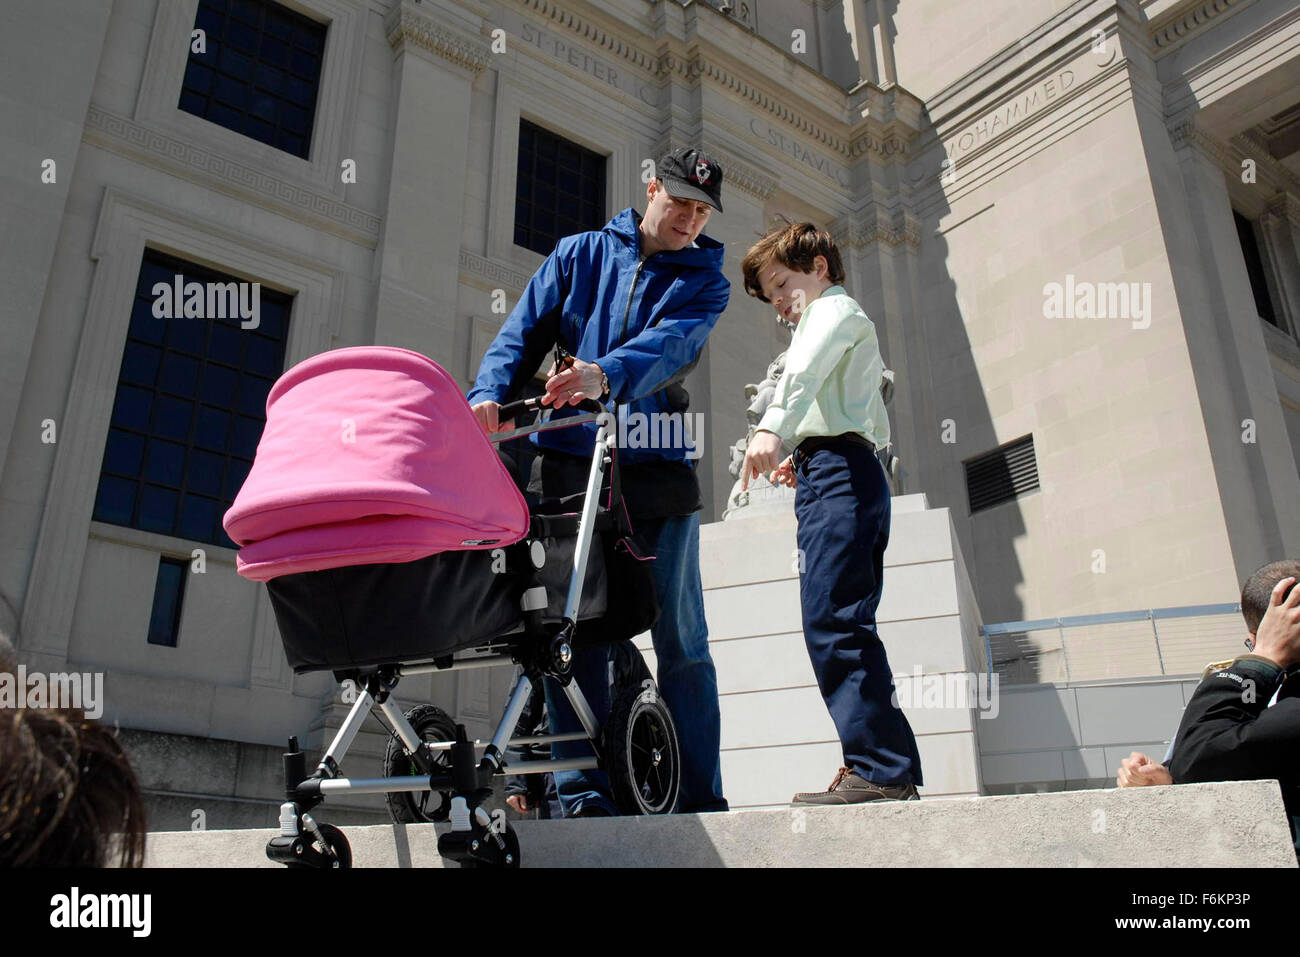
[964,434,1039,514]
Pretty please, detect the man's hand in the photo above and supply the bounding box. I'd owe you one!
[506,794,530,814]
[1251,576,1300,669]
[470,400,514,435]
[1116,751,1173,788]
[542,357,605,408]
[740,430,784,490]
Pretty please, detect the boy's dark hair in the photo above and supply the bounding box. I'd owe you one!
[741,220,845,302]
[0,706,148,867]
[1241,559,1300,634]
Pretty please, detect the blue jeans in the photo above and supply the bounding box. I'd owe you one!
[543,513,728,815]
[794,440,922,787]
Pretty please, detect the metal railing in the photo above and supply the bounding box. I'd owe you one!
[981,603,1245,686]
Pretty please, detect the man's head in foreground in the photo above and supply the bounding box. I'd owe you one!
[0,705,148,867]
[639,147,723,256]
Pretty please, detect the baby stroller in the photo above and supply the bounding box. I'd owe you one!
[223,346,681,868]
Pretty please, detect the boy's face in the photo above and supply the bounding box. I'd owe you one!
[757,255,832,325]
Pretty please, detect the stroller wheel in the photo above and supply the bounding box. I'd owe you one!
[284,823,353,869]
[383,704,457,824]
[603,682,681,815]
[458,820,521,869]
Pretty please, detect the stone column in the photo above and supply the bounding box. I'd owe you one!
[873,0,897,86]
[0,0,112,646]
[375,1,489,360]
[0,1,112,483]
[842,0,877,87]
[1259,193,1300,337]
[1166,120,1300,561]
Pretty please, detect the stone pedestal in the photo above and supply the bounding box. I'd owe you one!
[634,496,987,807]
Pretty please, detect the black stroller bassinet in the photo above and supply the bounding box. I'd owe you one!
[265,501,655,674]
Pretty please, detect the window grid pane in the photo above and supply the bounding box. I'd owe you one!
[147,557,188,647]
[1233,210,1279,327]
[179,0,326,159]
[95,249,292,550]
[514,119,607,256]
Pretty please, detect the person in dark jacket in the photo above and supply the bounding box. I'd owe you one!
[1168,561,1300,853]
[467,147,731,817]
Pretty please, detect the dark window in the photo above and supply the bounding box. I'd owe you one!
[514,119,606,256]
[964,435,1040,514]
[147,557,188,647]
[1233,211,1279,327]
[180,0,326,159]
[94,249,292,549]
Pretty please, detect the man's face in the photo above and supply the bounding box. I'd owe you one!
[757,256,829,325]
[640,179,713,255]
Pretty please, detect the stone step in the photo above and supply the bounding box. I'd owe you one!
[144,779,1297,868]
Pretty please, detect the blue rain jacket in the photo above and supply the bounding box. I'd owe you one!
[466,208,730,463]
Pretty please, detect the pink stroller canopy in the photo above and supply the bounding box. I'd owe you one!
[223,346,529,581]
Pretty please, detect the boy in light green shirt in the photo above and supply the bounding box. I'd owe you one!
[740,221,922,804]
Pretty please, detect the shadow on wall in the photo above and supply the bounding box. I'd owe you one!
[824,0,865,89]
[885,94,1030,627]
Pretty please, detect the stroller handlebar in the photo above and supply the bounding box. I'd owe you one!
[497,396,605,421]
[488,408,609,445]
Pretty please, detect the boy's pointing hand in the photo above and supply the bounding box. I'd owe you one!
[741,430,784,490]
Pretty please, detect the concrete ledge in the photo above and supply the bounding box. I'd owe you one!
[144,780,1297,867]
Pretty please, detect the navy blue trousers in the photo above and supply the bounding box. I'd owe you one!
[794,439,923,788]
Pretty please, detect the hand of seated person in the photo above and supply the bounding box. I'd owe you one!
[1116,751,1173,788]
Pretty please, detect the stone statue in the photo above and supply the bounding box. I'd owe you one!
[722,350,794,519]
[723,345,902,520]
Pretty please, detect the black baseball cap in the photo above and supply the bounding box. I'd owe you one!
[658,147,724,213]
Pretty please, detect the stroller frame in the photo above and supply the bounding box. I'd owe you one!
[266,402,680,869]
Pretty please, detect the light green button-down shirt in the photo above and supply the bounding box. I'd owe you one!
[756,285,890,450]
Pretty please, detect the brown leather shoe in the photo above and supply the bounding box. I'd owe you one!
[791,767,919,805]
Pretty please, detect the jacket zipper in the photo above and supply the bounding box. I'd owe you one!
[617,255,649,347]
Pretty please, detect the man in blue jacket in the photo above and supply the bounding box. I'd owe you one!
[467,147,730,816]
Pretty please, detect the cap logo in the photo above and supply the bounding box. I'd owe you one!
[694,160,711,184]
